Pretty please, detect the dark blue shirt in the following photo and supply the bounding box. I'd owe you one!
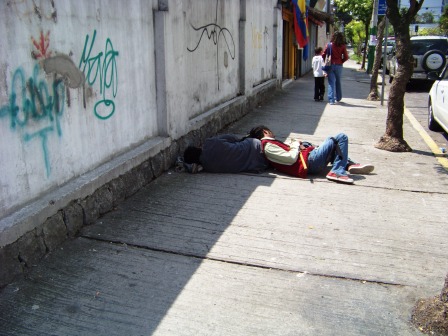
[200,135,268,173]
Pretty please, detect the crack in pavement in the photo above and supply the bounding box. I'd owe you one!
[81,235,407,288]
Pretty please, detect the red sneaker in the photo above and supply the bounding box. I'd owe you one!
[326,171,354,184]
[347,163,374,174]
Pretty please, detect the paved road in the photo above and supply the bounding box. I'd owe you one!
[403,80,448,153]
[377,68,448,160]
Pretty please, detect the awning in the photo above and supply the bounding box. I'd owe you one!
[280,1,335,25]
[308,14,324,27]
[307,7,334,25]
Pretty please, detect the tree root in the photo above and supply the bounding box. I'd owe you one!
[411,274,448,335]
[375,135,412,152]
[367,92,380,101]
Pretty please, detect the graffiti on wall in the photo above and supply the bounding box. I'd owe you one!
[79,30,119,120]
[0,31,67,177]
[0,29,119,178]
[187,0,235,90]
[31,30,52,59]
[0,64,66,178]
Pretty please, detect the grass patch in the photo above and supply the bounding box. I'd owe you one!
[350,53,362,63]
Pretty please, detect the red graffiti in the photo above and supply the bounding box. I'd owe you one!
[31,30,51,59]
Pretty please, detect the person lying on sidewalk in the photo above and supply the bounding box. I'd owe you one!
[182,134,269,174]
[247,125,374,184]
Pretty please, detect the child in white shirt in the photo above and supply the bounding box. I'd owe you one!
[312,47,325,102]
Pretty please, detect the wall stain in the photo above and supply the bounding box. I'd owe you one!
[43,55,85,89]
[50,0,57,23]
[33,0,41,20]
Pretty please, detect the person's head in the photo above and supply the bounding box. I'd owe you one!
[183,146,202,164]
[331,32,346,46]
[247,125,274,140]
[315,47,323,55]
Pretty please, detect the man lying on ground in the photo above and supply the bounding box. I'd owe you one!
[247,125,374,184]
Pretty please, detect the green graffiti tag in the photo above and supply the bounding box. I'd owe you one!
[0,64,65,177]
[79,30,119,120]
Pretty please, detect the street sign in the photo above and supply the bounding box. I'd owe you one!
[378,0,387,16]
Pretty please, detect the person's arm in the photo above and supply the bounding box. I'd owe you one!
[264,142,298,165]
[322,45,328,61]
[287,138,310,150]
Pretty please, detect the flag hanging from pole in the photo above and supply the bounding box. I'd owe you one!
[292,0,309,60]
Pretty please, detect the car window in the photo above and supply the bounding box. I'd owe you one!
[411,39,448,55]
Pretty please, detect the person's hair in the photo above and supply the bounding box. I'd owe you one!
[315,47,323,55]
[247,125,271,140]
[331,32,346,46]
[183,146,202,164]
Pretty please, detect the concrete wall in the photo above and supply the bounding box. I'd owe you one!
[0,0,282,287]
[0,0,158,218]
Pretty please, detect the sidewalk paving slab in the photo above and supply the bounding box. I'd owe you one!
[0,237,422,336]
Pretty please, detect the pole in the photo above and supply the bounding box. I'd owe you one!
[381,16,389,106]
[367,0,379,73]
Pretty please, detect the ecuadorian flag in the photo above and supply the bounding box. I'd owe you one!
[292,0,309,60]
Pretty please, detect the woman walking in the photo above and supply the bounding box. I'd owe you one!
[323,32,349,105]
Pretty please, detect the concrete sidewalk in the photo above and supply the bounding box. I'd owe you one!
[1,60,447,336]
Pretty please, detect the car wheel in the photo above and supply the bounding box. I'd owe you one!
[428,97,443,131]
[422,50,446,73]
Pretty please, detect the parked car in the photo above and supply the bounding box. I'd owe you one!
[383,39,396,54]
[428,63,448,133]
[380,39,396,69]
[388,36,448,83]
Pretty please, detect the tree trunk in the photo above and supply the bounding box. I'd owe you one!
[441,274,448,303]
[367,16,387,101]
[375,0,423,152]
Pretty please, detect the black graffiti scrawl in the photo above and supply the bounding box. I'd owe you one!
[187,0,235,90]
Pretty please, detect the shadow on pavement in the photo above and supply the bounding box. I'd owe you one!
[0,172,275,335]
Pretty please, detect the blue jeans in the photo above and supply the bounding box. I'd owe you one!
[307,133,349,176]
[327,64,343,103]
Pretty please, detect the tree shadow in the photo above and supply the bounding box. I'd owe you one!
[337,101,377,108]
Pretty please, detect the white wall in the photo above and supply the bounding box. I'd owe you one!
[245,0,276,89]
[163,0,242,138]
[0,0,282,223]
[0,0,158,218]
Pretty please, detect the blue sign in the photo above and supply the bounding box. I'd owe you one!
[378,0,387,16]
